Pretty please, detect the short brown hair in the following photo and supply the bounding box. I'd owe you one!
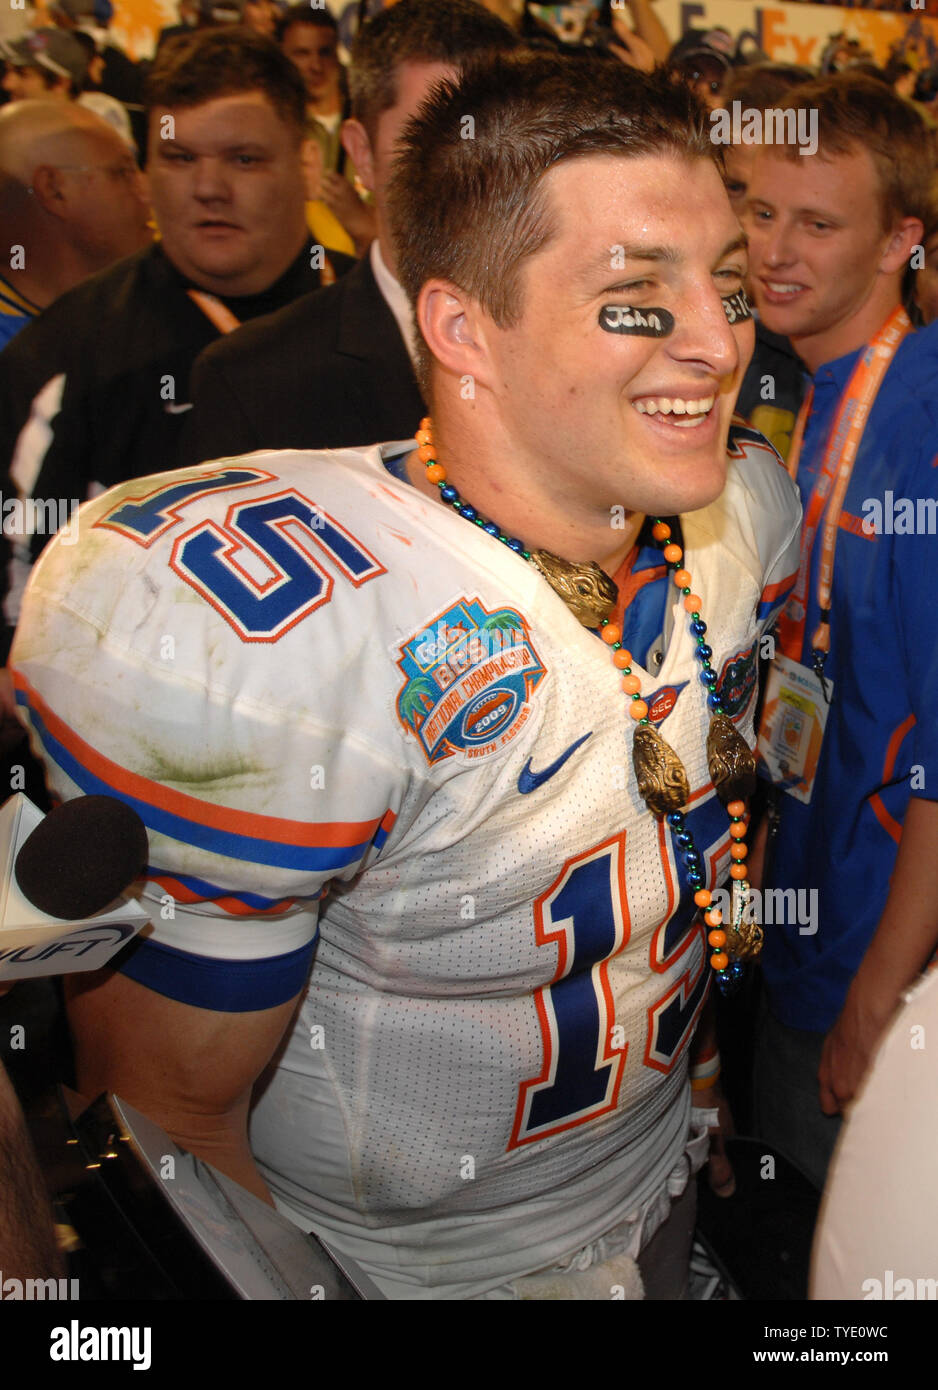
[349,0,518,137]
[766,73,933,230]
[721,62,813,112]
[145,27,307,140]
[275,3,337,47]
[388,51,717,388]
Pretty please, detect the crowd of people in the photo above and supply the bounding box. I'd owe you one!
[0,0,936,1304]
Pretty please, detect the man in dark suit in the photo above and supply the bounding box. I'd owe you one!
[179,0,518,467]
[179,230,425,461]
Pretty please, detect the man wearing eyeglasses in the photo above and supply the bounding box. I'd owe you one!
[0,100,151,349]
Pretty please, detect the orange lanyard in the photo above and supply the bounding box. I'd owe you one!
[777,306,911,662]
[187,251,336,333]
[187,289,242,335]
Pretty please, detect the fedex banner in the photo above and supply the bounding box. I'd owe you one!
[656,1,938,68]
[105,0,938,70]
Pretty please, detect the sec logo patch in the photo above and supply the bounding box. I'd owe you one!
[644,682,688,727]
[395,597,546,766]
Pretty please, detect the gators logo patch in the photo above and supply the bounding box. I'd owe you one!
[716,643,757,719]
[396,597,546,766]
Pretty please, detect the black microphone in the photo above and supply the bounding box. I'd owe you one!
[14,795,149,920]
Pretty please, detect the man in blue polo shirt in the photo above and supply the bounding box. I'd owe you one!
[744,73,938,1189]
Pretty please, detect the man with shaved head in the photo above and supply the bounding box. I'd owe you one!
[0,100,151,347]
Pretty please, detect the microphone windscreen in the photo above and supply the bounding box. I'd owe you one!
[14,795,149,920]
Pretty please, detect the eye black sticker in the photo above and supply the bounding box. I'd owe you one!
[722,289,752,324]
[600,305,674,337]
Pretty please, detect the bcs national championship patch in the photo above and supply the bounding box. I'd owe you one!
[395,597,546,766]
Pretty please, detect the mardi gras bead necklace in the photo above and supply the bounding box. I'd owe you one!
[414,418,761,984]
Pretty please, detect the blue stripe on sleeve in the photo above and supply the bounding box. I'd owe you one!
[18,692,372,873]
[116,934,317,1012]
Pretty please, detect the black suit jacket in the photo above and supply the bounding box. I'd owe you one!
[180,254,426,467]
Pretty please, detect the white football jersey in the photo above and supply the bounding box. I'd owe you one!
[11,430,800,1297]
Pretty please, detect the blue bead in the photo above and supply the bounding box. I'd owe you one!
[461,505,476,522]
[696,642,712,661]
[483,521,500,537]
[507,538,524,552]
[440,485,458,503]
[684,850,701,867]
[688,872,704,888]
[676,832,692,848]
[699,669,717,687]
[707,691,723,711]
[690,619,707,637]
[716,960,745,998]
[667,811,685,828]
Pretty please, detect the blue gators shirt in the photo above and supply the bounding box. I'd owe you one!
[762,322,938,1032]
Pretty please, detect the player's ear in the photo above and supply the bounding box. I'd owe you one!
[881,215,924,275]
[340,119,374,193]
[417,279,493,385]
[29,164,68,217]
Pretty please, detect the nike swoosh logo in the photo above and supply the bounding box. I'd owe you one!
[518,732,592,794]
[164,402,194,414]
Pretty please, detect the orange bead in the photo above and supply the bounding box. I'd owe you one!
[425,463,446,484]
[662,543,683,564]
[629,700,648,720]
[730,862,748,880]
[652,522,671,541]
[673,569,692,589]
[729,821,747,839]
[704,908,722,927]
[730,842,748,860]
[727,800,746,819]
[419,416,432,432]
[694,889,712,908]
[602,623,622,645]
[711,952,729,971]
[708,929,727,949]
[622,674,642,694]
[683,594,702,613]
[415,428,432,446]
[417,443,436,463]
[613,649,632,669]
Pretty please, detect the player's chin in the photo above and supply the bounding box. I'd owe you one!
[646,446,729,519]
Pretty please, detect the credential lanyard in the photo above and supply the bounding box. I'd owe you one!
[186,252,336,334]
[187,290,242,335]
[776,305,911,669]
